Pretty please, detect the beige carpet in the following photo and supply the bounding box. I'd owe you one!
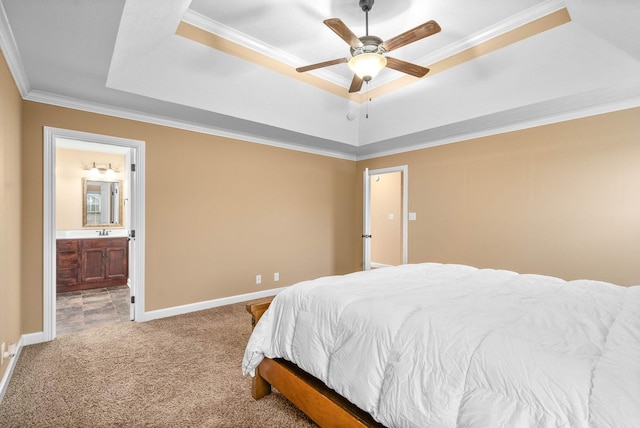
[0,302,316,427]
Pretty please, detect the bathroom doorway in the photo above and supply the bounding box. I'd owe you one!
[43,127,146,341]
[363,166,408,270]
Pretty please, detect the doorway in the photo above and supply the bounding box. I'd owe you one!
[363,166,408,271]
[43,127,146,341]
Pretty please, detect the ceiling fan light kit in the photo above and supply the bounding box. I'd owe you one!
[348,53,387,81]
[295,0,441,93]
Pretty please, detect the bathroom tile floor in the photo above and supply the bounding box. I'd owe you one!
[56,285,131,336]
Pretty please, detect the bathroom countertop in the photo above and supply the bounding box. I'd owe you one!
[56,229,129,239]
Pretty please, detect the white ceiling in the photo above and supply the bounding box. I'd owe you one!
[1,0,639,159]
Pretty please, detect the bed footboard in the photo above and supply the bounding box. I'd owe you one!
[245,297,384,427]
[246,297,275,399]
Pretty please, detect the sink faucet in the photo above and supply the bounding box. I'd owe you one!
[96,229,110,236]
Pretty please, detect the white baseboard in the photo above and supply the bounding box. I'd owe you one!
[371,262,393,269]
[141,287,287,321]
[0,336,25,403]
[21,332,46,346]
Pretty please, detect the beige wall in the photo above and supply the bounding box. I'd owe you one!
[0,50,22,379]
[357,108,640,286]
[21,101,359,332]
[370,171,403,265]
[56,148,126,230]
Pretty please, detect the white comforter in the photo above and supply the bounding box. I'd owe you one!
[242,263,640,427]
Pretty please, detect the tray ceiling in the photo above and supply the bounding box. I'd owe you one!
[1,0,639,159]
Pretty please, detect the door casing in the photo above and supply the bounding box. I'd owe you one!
[43,127,146,341]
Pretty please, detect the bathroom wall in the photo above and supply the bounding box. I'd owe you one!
[56,148,126,231]
[370,171,403,266]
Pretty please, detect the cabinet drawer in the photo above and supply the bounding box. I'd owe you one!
[57,239,78,251]
[58,255,78,268]
[57,267,78,285]
[80,237,127,249]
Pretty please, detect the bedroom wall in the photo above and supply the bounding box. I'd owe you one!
[21,101,359,333]
[356,107,640,286]
[0,51,22,380]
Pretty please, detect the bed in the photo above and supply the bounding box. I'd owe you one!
[242,263,640,427]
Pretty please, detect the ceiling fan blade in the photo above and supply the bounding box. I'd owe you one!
[296,57,348,73]
[385,57,430,78]
[382,20,441,52]
[348,74,364,93]
[324,18,363,48]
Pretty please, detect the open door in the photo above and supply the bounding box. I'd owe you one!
[363,166,408,271]
[363,168,372,271]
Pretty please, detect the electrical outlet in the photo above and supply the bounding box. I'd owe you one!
[1,343,16,364]
[256,274,262,284]
[274,272,279,281]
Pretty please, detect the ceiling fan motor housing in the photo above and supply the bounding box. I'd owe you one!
[359,0,374,12]
[350,35,385,56]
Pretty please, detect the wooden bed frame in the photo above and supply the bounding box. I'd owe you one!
[246,297,385,428]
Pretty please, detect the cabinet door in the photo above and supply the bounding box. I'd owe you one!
[105,246,128,280]
[81,248,105,282]
[56,240,79,287]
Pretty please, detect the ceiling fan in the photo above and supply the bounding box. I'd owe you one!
[295,0,441,93]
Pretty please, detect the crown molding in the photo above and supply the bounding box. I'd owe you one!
[182,9,351,88]
[356,91,640,161]
[24,90,357,161]
[0,1,31,96]
[23,83,639,163]
[425,0,565,66]
[374,0,567,86]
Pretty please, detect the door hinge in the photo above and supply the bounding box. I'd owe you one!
[131,296,135,304]
[130,230,136,238]
[362,234,372,238]
[131,163,136,172]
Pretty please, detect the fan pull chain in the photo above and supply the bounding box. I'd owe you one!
[366,81,371,119]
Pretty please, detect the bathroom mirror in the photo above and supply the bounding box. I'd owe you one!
[82,178,123,227]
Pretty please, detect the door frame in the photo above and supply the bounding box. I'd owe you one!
[43,127,146,341]
[363,165,408,270]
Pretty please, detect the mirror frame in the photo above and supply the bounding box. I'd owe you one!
[82,178,124,228]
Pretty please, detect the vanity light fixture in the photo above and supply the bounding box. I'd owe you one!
[85,162,119,174]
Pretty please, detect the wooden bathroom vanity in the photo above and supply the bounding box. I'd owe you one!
[56,237,128,292]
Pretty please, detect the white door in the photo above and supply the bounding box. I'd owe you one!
[125,143,145,322]
[363,168,372,270]
[363,166,409,271]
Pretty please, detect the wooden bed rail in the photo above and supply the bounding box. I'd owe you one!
[245,297,384,428]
